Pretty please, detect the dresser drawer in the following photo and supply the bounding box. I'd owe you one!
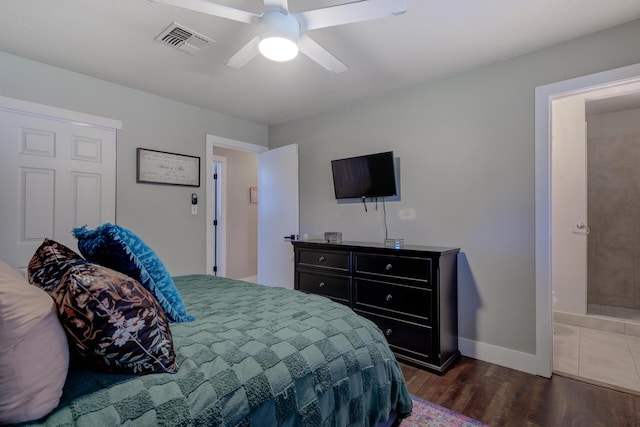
[356,310,432,360]
[298,249,350,271]
[292,240,460,374]
[354,279,432,322]
[297,271,350,302]
[354,253,431,282]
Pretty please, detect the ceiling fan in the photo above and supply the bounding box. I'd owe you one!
[149,0,407,73]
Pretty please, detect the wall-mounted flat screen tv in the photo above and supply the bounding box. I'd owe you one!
[331,151,397,199]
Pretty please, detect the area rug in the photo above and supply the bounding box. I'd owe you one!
[401,395,490,427]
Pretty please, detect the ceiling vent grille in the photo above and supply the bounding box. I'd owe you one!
[155,23,214,55]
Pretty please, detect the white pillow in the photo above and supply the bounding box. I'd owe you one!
[0,259,69,424]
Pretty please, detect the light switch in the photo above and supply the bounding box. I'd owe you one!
[191,192,198,215]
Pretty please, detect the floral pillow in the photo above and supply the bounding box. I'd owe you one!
[73,224,194,323]
[51,262,178,374]
[27,238,85,291]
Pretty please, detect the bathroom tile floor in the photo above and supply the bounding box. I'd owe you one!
[553,322,640,394]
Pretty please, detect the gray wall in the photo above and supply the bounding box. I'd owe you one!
[0,51,268,276]
[212,147,258,280]
[3,19,640,357]
[269,20,640,354]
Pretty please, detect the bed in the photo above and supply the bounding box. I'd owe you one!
[5,247,413,426]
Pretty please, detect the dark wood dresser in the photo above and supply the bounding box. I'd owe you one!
[292,240,460,374]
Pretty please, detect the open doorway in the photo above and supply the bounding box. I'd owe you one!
[206,135,299,289]
[535,62,640,383]
[206,135,266,282]
[212,146,258,282]
[551,87,640,393]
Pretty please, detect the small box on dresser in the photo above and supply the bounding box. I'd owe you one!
[292,240,460,375]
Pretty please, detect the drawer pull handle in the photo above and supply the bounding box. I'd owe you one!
[385,294,393,302]
[385,328,393,336]
[318,256,326,263]
[318,282,326,288]
[385,263,393,271]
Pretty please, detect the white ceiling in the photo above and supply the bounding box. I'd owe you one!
[1,0,640,125]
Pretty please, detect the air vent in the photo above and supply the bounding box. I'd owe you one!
[155,22,214,55]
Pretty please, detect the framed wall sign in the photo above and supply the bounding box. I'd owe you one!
[136,148,200,187]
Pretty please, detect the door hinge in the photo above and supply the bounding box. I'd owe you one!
[213,266,217,273]
[213,173,217,180]
[213,219,218,226]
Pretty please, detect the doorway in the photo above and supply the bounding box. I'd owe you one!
[213,147,258,281]
[551,88,640,393]
[205,136,299,288]
[206,136,264,281]
[535,62,640,381]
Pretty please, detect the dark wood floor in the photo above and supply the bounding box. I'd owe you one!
[400,356,640,427]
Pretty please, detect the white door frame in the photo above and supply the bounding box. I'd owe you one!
[205,134,267,277]
[0,96,122,130]
[535,62,640,377]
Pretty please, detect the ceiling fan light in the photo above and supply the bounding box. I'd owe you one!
[259,37,298,61]
[259,11,300,62]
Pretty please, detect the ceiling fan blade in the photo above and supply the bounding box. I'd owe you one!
[226,36,261,68]
[149,0,258,24]
[296,0,406,31]
[298,34,348,74]
[263,0,289,13]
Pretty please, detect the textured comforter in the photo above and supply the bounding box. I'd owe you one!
[22,275,413,426]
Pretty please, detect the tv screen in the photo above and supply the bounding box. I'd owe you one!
[331,151,397,199]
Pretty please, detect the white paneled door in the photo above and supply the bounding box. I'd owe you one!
[551,95,588,315]
[0,98,118,271]
[257,144,299,289]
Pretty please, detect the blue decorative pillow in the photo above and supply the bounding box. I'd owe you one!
[72,223,194,323]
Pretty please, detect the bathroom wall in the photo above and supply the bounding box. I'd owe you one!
[587,107,640,309]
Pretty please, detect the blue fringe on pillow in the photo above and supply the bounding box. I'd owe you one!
[73,224,195,323]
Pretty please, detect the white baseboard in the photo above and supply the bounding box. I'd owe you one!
[459,337,540,376]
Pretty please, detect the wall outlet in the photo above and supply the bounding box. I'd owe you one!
[191,205,197,215]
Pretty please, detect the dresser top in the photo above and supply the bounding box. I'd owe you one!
[292,239,460,256]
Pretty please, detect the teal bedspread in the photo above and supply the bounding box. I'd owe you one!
[22,275,412,426]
